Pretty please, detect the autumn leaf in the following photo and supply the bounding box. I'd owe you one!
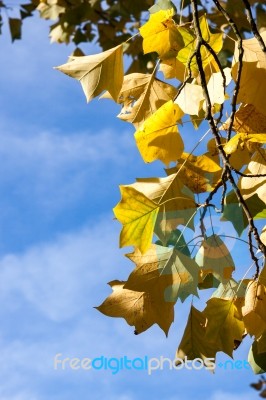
[124,243,199,303]
[242,280,266,339]
[195,234,235,284]
[223,133,266,155]
[96,280,174,335]
[128,173,197,244]
[113,186,159,254]
[174,83,204,115]
[204,67,232,108]
[248,335,266,374]
[222,104,266,134]
[102,73,178,128]
[149,0,176,14]
[222,191,266,236]
[134,100,184,165]
[55,44,124,102]
[232,31,266,116]
[159,56,187,82]
[177,15,223,78]
[239,149,266,203]
[203,298,245,357]
[173,152,222,193]
[176,305,218,371]
[139,8,184,58]
[211,278,250,315]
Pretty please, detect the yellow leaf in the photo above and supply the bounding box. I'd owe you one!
[102,73,177,128]
[113,186,159,254]
[55,45,124,102]
[205,68,232,108]
[159,56,187,82]
[125,244,199,303]
[134,100,184,165]
[239,149,266,202]
[177,15,223,78]
[174,83,204,115]
[174,152,222,193]
[96,280,174,335]
[242,280,266,338]
[139,8,184,58]
[128,173,196,243]
[176,305,218,371]
[223,133,266,155]
[222,104,266,134]
[203,298,245,357]
[232,31,266,116]
[195,234,235,284]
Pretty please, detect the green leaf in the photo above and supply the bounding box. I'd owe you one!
[149,0,177,14]
[248,337,266,374]
[222,191,266,236]
[125,244,199,303]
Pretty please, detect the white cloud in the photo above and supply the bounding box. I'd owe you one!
[0,122,137,215]
[0,217,127,320]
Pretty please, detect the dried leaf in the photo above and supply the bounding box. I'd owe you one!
[96,280,174,335]
[102,73,178,128]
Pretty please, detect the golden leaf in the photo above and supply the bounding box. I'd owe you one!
[134,100,184,165]
[139,8,184,58]
[96,280,174,335]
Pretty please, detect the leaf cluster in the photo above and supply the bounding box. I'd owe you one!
[53,0,266,374]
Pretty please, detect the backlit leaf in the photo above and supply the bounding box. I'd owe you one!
[176,305,218,371]
[55,44,124,102]
[113,186,159,254]
[96,280,174,335]
[125,244,199,303]
[134,100,184,165]
[102,73,178,128]
[174,152,222,193]
[195,234,235,284]
[203,298,245,357]
[232,31,266,116]
[242,280,266,339]
[139,8,184,58]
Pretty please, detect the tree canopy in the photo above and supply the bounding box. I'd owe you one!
[3,0,266,380]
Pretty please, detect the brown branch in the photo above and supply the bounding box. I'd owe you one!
[232,169,266,178]
[190,0,266,277]
[212,0,244,141]
[242,0,266,52]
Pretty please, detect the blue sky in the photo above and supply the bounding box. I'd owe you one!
[0,13,263,400]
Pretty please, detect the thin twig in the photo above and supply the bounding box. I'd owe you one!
[242,0,266,52]
[190,0,266,278]
[212,0,244,141]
